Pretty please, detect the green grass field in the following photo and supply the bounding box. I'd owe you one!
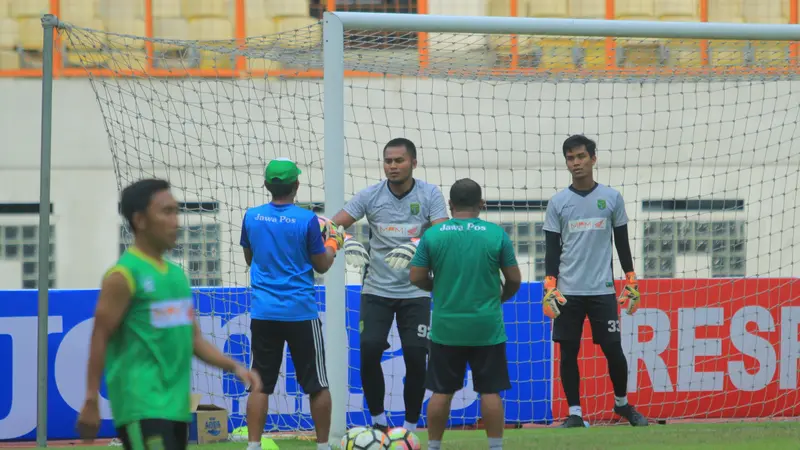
[56,422,800,450]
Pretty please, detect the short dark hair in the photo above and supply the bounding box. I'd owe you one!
[120,178,171,232]
[265,182,296,199]
[383,138,417,160]
[562,134,597,158]
[449,178,482,210]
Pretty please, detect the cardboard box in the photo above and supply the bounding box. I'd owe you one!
[188,394,229,444]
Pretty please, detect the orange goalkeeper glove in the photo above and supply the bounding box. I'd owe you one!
[618,271,641,315]
[542,276,567,319]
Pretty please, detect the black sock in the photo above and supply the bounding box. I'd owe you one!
[401,346,428,423]
[600,341,629,399]
[559,341,581,408]
[360,342,387,416]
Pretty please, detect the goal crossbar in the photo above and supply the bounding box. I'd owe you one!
[326,11,800,41]
[321,12,800,443]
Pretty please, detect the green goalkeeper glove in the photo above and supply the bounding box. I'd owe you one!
[385,238,420,270]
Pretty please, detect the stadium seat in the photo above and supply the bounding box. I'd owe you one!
[188,18,233,41]
[742,0,790,24]
[0,49,19,70]
[246,18,276,37]
[17,17,43,50]
[64,51,110,68]
[534,38,577,70]
[487,0,519,17]
[656,0,700,22]
[153,17,189,55]
[527,0,569,17]
[274,16,320,49]
[10,0,48,18]
[615,0,656,20]
[709,41,749,66]
[99,0,145,20]
[59,0,96,22]
[578,38,608,68]
[569,0,606,19]
[0,18,17,49]
[105,19,146,49]
[153,0,182,18]
[708,0,744,22]
[265,0,310,17]
[663,39,704,68]
[751,41,789,67]
[183,0,229,19]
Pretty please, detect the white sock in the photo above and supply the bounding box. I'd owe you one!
[246,442,261,450]
[403,420,417,432]
[316,443,329,450]
[372,413,387,426]
[569,405,582,417]
[615,396,628,407]
[428,440,442,450]
[488,437,503,449]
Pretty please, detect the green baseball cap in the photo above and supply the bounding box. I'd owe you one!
[264,158,301,184]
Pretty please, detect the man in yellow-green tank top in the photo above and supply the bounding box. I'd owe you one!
[76,179,261,450]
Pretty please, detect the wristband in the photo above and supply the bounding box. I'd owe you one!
[325,238,340,252]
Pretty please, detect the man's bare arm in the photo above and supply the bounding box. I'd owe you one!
[409,266,433,292]
[310,247,337,274]
[431,218,448,226]
[330,210,357,230]
[85,272,132,401]
[243,248,253,267]
[500,265,522,302]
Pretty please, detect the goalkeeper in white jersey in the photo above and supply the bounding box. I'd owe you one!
[543,135,648,428]
[331,138,449,433]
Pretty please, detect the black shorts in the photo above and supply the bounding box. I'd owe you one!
[552,294,621,345]
[426,342,511,395]
[359,294,431,350]
[250,318,328,395]
[116,419,188,450]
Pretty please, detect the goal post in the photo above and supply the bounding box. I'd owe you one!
[320,10,800,439]
[42,9,800,446]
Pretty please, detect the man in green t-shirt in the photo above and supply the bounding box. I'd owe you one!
[409,178,522,450]
[76,179,261,450]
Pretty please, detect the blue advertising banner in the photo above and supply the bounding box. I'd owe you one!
[0,284,552,441]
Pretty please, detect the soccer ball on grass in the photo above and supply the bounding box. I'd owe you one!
[340,427,389,450]
[386,427,421,450]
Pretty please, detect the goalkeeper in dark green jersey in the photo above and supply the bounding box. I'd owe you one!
[77,179,261,450]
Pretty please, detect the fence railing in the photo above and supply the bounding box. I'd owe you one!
[0,0,798,78]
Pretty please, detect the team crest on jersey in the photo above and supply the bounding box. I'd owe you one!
[597,199,606,210]
[142,277,156,293]
[409,202,420,215]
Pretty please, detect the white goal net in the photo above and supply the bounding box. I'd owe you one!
[58,13,800,435]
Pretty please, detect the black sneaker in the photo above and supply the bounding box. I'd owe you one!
[558,415,586,428]
[614,404,649,426]
[372,423,389,434]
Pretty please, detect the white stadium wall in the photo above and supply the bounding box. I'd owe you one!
[1,77,799,289]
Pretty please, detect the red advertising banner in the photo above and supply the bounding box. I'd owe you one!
[552,278,800,423]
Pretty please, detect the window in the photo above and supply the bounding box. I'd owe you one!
[119,223,222,287]
[505,221,547,280]
[642,220,747,278]
[0,224,56,288]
